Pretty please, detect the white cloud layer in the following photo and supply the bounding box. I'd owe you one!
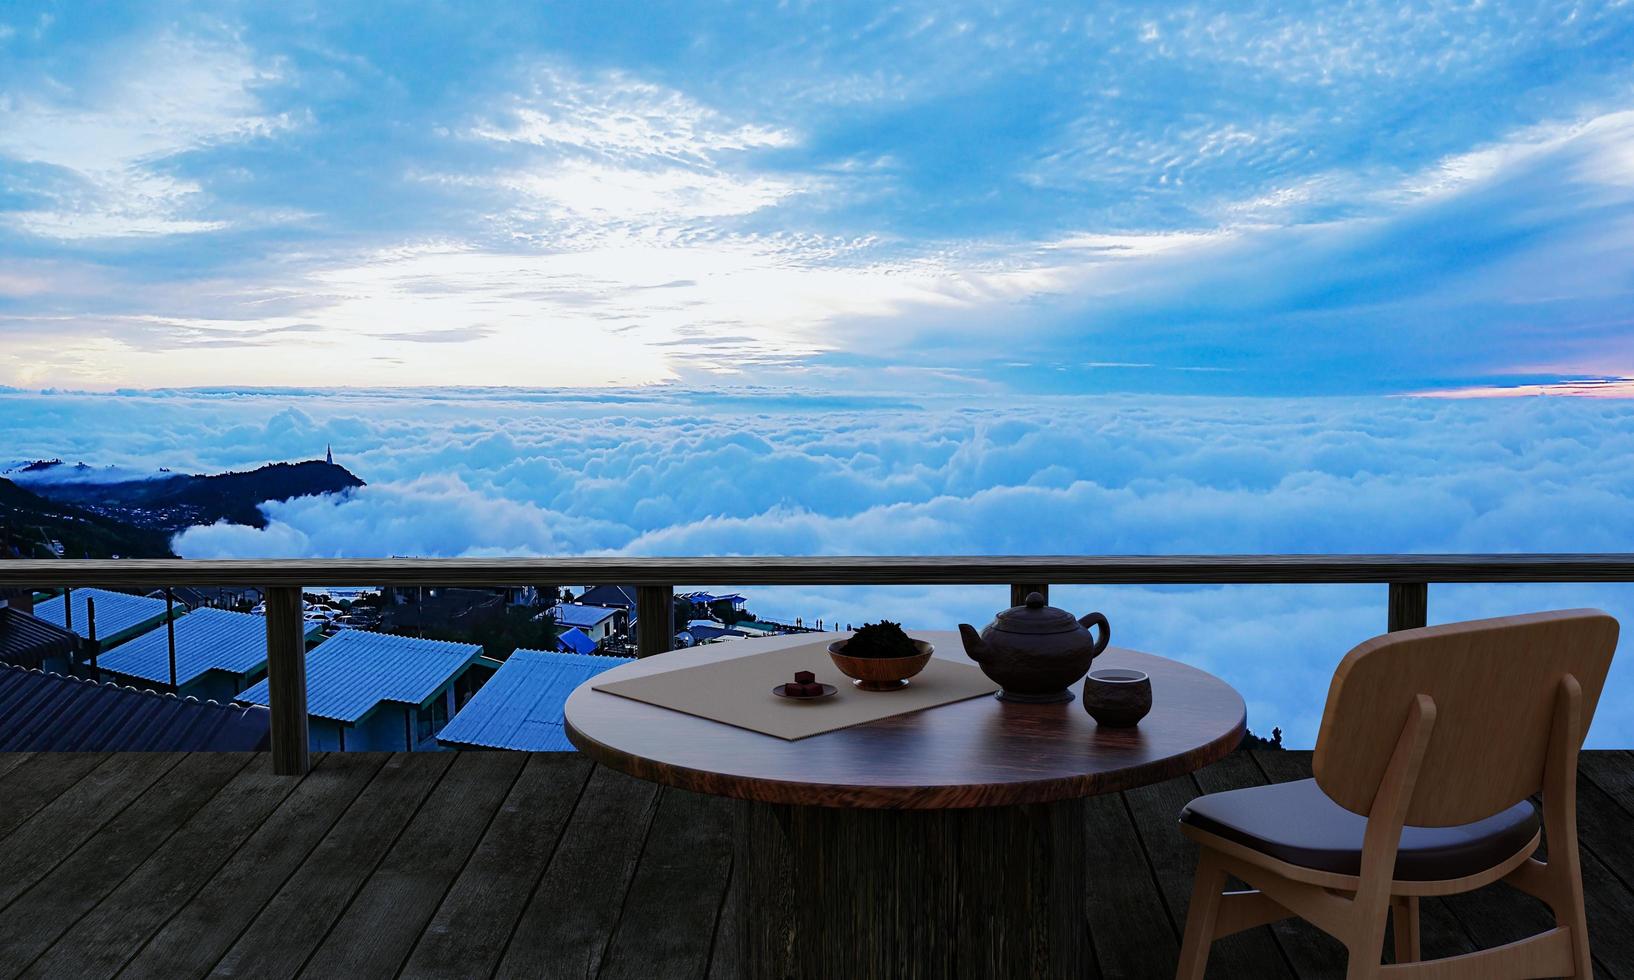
[0,30,288,238]
[5,386,1634,747]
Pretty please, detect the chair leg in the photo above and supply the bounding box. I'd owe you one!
[1390,895,1420,963]
[1557,856,1592,976]
[1175,849,1228,980]
[1345,901,1392,980]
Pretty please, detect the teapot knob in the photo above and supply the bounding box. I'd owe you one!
[1025,591,1046,609]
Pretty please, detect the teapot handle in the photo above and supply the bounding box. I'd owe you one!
[1078,612,1110,657]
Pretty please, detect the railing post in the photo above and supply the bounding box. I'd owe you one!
[636,585,674,658]
[1010,583,1049,608]
[264,586,310,775]
[1388,582,1428,633]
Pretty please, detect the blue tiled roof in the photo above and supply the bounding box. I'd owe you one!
[34,588,173,644]
[0,663,269,751]
[97,607,320,687]
[550,603,618,628]
[437,648,632,751]
[236,629,481,723]
[556,627,598,655]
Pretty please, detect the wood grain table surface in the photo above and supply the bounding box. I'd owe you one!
[565,630,1247,809]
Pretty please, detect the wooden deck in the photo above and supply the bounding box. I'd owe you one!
[0,749,1631,979]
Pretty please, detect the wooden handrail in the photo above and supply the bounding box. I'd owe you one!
[4,553,1634,587]
[10,553,1632,776]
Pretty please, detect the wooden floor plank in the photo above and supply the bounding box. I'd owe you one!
[22,755,303,980]
[493,764,661,980]
[1079,788,1180,978]
[206,752,455,980]
[0,748,1623,979]
[298,752,529,980]
[398,754,593,980]
[0,750,36,784]
[704,853,741,980]
[0,752,182,910]
[1579,750,1634,822]
[0,752,253,978]
[0,752,111,842]
[1123,770,1297,978]
[597,787,734,980]
[1562,774,1634,979]
[117,752,387,980]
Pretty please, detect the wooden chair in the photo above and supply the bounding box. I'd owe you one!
[1173,609,1619,980]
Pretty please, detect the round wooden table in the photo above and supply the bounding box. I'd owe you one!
[565,631,1246,979]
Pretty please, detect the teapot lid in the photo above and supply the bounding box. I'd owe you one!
[992,592,1081,635]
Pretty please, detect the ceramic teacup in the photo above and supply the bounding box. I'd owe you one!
[1082,668,1152,727]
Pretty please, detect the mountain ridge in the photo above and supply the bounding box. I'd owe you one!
[27,459,366,532]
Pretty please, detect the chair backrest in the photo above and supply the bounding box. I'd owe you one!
[1312,609,1617,827]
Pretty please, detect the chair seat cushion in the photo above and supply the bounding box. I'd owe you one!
[1179,778,1539,881]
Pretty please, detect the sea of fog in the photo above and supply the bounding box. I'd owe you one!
[5,385,1633,747]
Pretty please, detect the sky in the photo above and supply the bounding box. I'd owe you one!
[2,1,1634,393]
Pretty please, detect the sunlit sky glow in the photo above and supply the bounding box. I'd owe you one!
[3,2,1634,394]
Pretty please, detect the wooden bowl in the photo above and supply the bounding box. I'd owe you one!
[827,638,934,691]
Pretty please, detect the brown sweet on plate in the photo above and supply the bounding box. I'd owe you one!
[794,670,815,685]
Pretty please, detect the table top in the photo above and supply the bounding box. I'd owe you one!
[564,630,1246,809]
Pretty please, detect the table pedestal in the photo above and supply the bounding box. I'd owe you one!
[736,797,1090,979]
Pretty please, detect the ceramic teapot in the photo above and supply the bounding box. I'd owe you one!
[958,593,1110,703]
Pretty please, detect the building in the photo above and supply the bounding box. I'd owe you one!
[95,607,322,702]
[34,588,179,649]
[235,629,484,751]
[555,627,599,655]
[0,662,270,751]
[679,591,748,613]
[142,586,264,612]
[577,584,638,610]
[0,605,81,673]
[380,587,505,633]
[437,648,632,751]
[547,602,625,645]
[676,623,751,646]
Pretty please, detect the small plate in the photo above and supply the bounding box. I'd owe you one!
[773,682,838,700]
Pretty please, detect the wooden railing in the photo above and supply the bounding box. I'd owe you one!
[5,554,1634,775]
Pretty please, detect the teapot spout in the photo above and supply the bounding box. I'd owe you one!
[958,623,991,663]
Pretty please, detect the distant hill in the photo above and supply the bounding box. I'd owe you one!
[21,460,366,532]
[0,478,175,558]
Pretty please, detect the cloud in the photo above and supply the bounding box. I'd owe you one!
[5,386,1633,745]
[0,30,291,239]
[4,7,1634,392]
[471,66,793,161]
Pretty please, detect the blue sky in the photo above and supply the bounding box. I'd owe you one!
[3,1,1634,393]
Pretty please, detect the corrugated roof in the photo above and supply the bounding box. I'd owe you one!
[577,585,638,608]
[96,607,320,687]
[0,663,270,751]
[235,629,481,723]
[550,603,619,628]
[556,627,598,655]
[34,588,174,644]
[0,607,80,669]
[437,648,632,751]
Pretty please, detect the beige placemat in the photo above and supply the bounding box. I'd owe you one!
[592,639,999,740]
